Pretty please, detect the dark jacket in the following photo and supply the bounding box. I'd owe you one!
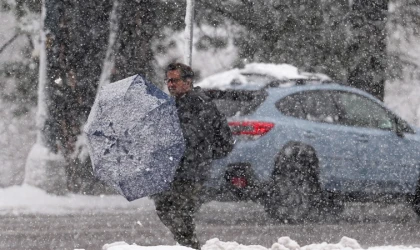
[174,87,233,182]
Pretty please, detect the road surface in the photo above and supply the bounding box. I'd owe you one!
[1,201,420,250]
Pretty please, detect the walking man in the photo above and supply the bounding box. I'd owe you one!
[152,62,234,249]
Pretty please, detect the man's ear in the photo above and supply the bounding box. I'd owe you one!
[186,78,193,88]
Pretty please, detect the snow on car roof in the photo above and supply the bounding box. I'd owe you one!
[196,63,331,90]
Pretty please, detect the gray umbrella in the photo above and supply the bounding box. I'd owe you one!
[84,74,185,201]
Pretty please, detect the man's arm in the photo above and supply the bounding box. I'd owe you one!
[208,102,234,159]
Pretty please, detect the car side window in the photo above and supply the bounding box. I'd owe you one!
[300,91,341,123]
[276,91,341,124]
[332,91,396,131]
[276,94,306,119]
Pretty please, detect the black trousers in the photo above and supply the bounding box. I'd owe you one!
[153,178,205,250]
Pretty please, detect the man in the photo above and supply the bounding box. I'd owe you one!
[152,62,233,249]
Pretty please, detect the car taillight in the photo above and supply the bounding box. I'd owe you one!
[228,121,274,136]
[230,177,248,188]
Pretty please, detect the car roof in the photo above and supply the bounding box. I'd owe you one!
[263,82,380,102]
[203,78,381,103]
[197,64,332,91]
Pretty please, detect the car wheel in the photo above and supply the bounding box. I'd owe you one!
[317,192,345,219]
[263,142,322,223]
[410,179,420,217]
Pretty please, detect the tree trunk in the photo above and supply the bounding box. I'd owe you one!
[24,0,186,194]
[25,0,113,194]
[112,0,157,83]
[346,0,389,101]
[184,0,195,67]
[24,0,68,195]
[99,0,121,88]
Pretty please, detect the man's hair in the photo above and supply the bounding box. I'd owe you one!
[166,62,195,81]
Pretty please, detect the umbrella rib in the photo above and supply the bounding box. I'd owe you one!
[131,101,174,130]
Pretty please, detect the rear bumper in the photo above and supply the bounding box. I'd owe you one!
[206,162,267,201]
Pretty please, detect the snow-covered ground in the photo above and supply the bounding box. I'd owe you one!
[102,237,420,250]
[1,185,420,250]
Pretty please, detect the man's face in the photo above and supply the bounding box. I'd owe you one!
[166,69,191,98]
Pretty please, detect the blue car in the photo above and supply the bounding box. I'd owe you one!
[203,81,420,222]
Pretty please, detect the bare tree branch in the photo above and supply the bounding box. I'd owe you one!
[0,33,20,54]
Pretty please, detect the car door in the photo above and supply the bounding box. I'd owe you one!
[276,90,362,192]
[332,91,420,194]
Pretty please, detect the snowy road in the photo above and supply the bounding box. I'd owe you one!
[2,200,420,250]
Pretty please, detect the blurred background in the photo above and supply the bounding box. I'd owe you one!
[0,0,419,194]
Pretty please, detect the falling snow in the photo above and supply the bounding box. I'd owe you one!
[1,1,420,250]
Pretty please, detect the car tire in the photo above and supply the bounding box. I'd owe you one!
[263,141,322,223]
[410,178,420,217]
[317,192,345,219]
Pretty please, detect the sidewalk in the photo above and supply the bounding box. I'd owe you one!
[0,184,154,215]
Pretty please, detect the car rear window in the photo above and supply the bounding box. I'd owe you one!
[204,89,267,117]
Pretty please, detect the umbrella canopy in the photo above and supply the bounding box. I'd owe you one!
[84,75,185,201]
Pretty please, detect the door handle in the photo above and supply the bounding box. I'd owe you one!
[356,135,369,143]
[303,131,316,139]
